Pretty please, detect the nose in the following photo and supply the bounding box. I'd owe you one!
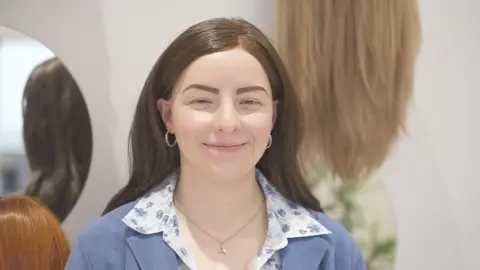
[213,102,240,132]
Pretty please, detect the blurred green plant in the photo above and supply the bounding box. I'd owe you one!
[310,175,397,270]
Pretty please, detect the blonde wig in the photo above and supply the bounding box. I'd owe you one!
[276,0,422,181]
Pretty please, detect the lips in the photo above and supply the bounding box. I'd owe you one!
[203,143,247,152]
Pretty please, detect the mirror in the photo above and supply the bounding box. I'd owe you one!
[0,26,92,222]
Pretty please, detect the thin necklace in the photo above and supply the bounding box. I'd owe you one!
[174,199,263,255]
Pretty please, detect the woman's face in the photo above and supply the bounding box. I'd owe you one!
[158,48,276,180]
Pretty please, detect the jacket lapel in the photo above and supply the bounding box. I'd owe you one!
[125,229,329,270]
[282,236,330,270]
[126,232,178,270]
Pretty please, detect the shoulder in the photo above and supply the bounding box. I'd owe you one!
[79,201,135,243]
[66,202,136,269]
[310,210,358,251]
[309,210,366,269]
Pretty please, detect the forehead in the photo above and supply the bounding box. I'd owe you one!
[176,48,270,90]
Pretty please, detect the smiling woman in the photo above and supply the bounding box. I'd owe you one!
[157,48,275,181]
[66,18,365,270]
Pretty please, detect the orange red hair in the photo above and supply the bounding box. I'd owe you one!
[0,194,70,270]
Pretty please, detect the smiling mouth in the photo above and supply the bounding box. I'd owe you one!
[203,143,247,152]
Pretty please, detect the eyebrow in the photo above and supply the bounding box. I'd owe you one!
[182,84,268,95]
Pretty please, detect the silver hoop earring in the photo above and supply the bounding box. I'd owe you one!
[165,130,177,147]
[266,135,272,149]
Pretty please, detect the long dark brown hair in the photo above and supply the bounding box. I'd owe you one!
[23,57,93,222]
[103,17,322,214]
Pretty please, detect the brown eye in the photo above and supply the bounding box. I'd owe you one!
[240,99,260,105]
[192,98,212,104]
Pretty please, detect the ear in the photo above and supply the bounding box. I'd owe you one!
[156,99,173,131]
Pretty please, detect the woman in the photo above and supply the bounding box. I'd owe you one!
[23,57,93,222]
[66,18,365,270]
[0,194,70,270]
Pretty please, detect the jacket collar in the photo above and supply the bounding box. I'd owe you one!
[126,232,177,270]
[123,169,331,269]
[122,169,330,238]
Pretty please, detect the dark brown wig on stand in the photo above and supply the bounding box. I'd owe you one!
[23,57,92,222]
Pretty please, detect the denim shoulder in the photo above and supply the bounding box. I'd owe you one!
[309,210,366,270]
[65,201,136,270]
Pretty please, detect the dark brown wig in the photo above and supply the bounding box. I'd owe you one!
[23,57,92,222]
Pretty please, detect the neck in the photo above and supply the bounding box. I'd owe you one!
[174,164,264,230]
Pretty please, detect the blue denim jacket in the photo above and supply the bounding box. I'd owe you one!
[66,200,365,270]
[121,170,333,269]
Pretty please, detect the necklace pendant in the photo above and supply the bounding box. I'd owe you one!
[219,246,227,255]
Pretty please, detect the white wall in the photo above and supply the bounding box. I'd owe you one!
[377,1,480,269]
[0,0,478,269]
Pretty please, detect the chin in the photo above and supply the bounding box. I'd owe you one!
[202,164,254,182]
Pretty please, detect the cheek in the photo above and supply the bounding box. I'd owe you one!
[171,107,210,139]
[243,113,274,139]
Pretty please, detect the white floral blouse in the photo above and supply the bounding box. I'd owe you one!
[123,170,331,270]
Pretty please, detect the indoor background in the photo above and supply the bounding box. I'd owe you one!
[0,1,478,269]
